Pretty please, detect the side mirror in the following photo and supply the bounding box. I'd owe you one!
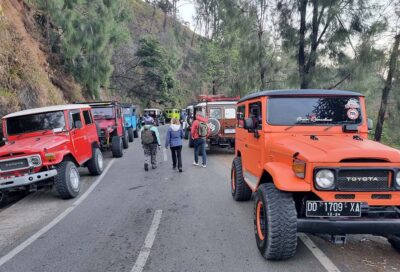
[367,119,373,131]
[244,118,255,131]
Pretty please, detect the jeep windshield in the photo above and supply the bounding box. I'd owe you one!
[122,108,131,115]
[7,111,66,135]
[267,97,362,125]
[91,107,115,119]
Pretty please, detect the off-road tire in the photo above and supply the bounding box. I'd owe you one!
[123,130,129,149]
[388,235,400,252]
[87,147,104,175]
[54,161,81,199]
[231,157,252,201]
[0,191,9,208]
[188,132,194,148]
[128,128,134,142]
[111,136,123,158]
[134,128,139,138]
[254,183,297,260]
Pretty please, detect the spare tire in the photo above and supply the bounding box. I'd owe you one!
[207,118,221,136]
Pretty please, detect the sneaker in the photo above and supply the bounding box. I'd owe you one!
[173,166,176,170]
[144,163,149,171]
[193,161,199,166]
[152,165,157,169]
[179,168,183,173]
[202,164,207,168]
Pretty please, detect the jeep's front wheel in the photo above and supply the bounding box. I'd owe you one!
[54,161,80,199]
[111,136,123,158]
[0,191,9,208]
[254,183,297,260]
[87,147,104,175]
[231,157,252,201]
[123,130,129,149]
[128,128,134,142]
[388,235,400,252]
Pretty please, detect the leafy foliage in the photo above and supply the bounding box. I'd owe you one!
[37,0,130,99]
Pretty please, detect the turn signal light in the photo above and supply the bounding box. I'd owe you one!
[292,159,306,178]
[45,153,56,161]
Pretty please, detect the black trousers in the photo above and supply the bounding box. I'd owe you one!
[170,146,182,169]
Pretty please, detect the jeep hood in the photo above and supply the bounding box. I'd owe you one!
[271,135,400,163]
[0,135,69,155]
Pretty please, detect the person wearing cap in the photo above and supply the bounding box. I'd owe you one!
[140,115,161,171]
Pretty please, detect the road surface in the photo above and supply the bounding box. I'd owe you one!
[0,126,399,272]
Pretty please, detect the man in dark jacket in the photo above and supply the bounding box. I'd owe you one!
[190,113,210,167]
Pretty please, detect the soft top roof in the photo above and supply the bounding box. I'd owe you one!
[238,89,364,103]
[4,104,91,119]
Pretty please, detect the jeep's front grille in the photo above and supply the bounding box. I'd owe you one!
[337,169,390,191]
[0,158,29,172]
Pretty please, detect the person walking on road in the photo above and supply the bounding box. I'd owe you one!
[141,116,161,171]
[191,113,210,168]
[165,118,184,172]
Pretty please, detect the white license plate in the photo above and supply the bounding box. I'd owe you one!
[224,129,236,134]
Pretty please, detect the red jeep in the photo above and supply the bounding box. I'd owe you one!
[0,105,103,199]
[87,101,129,158]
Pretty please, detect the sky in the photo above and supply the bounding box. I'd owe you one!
[176,0,196,31]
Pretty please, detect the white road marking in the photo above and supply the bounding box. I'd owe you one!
[299,233,341,272]
[131,210,163,272]
[0,159,116,267]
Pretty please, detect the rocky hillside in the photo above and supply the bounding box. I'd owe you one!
[0,0,202,118]
[0,0,82,117]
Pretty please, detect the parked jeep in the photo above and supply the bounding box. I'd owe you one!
[0,105,103,199]
[232,89,400,260]
[183,105,194,140]
[87,101,129,158]
[122,103,140,142]
[189,95,239,149]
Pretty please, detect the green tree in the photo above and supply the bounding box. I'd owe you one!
[37,0,130,99]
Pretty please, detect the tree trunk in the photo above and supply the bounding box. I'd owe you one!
[374,34,400,142]
[298,0,307,89]
[258,30,267,90]
[163,0,168,31]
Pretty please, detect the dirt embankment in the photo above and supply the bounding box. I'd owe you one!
[0,0,82,117]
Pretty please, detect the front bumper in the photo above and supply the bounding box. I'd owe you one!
[298,218,400,235]
[0,169,58,190]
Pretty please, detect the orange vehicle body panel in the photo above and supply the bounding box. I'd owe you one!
[236,94,400,207]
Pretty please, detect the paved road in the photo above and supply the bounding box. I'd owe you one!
[0,126,399,272]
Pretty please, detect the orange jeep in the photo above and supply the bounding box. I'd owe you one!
[231,89,400,260]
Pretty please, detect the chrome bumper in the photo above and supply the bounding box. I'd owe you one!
[0,169,58,190]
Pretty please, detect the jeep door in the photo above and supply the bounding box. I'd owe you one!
[241,100,264,189]
[70,110,91,164]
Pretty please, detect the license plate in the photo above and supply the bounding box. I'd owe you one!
[224,129,236,134]
[306,201,361,217]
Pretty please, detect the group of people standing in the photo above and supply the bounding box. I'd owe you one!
[140,113,210,172]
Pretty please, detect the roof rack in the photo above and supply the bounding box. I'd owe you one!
[197,94,240,102]
[74,101,120,107]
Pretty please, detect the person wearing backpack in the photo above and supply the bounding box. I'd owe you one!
[141,116,161,171]
[190,113,210,168]
[165,118,184,172]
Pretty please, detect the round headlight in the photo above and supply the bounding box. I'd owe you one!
[30,156,41,166]
[396,172,400,187]
[315,169,335,189]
